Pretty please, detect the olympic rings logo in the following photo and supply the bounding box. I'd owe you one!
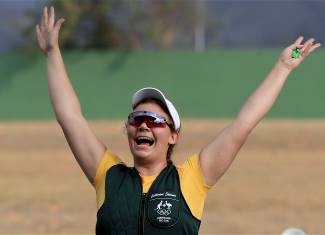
[157,209,171,216]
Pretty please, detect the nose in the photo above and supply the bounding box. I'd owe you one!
[138,121,150,131]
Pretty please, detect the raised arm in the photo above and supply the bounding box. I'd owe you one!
[199,36,321,186]
[36,6,105,183]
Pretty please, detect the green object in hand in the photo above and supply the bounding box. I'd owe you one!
[292,48,301,59]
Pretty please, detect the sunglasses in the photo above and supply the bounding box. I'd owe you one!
[127,111,174,129]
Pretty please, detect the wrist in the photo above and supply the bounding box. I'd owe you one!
[46,46,61,57]
[274,60,292,75]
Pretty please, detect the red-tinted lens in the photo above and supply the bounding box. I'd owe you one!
[128,112,167,128]
[144,116,166,128]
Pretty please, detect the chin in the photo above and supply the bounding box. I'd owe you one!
[132,151,154,164]
[131,145,153,160]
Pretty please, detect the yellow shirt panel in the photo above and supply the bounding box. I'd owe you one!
[93,151,210,220]
[141,174,158,193]
[93,149,122,210]
[176,153,211,220]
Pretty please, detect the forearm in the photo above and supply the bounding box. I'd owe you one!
[46,47,82,122]
[37,6,107,184]
[200,63,291,185]
[235,62,291,132]
[200,36,320,186]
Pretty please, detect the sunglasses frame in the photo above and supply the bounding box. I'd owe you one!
[127,111,174,130]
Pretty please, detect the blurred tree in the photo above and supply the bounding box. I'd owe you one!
[135,0,214,50]
[50,0,121,49]
[19,0,123,50]
[124,0,202,49]
[150,0,196,49]
[19,0,215,50]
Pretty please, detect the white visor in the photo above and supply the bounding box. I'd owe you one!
[132,87,181,131]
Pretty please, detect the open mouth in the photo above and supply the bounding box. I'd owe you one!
[135,136,155,146]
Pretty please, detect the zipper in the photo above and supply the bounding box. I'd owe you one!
[136,162,170,235]
[139,193,147,235]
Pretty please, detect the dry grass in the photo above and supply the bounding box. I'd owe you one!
[1,120,325,235]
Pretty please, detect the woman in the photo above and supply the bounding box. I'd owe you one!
[36,6,320,235]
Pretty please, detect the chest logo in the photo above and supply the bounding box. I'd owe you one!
[155,200,173,216]
[148,191,180,227]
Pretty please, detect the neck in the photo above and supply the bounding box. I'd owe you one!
[134,158,168,176]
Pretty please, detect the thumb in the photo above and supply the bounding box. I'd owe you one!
[294,36,304,45]
[288,36,304,50]
[54,18,65,33]
[35,24,41,39]
[35,24,44,50]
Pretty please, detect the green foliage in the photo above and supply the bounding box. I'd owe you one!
[50,0,120,49]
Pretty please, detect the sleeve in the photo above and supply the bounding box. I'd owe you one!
[177,153,211,220]
[93,148,122,210]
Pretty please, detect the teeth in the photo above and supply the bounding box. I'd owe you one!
[137,136,153,141]
[136,136,154,146]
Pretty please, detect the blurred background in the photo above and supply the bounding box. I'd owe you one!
[0,0,324,235]
[0,0,325,119]
[2,0,325,51]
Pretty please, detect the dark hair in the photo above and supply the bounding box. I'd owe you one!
[133,98,179,161]
[166,143,176,162]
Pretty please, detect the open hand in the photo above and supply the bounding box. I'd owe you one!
[278,36,321,71]
[36,6,65,54]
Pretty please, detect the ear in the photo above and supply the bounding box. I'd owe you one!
[169,131,180,145]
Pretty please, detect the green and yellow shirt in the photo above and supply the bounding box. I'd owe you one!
[93,149,210,234]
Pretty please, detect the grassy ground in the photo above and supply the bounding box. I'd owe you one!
[1,119,325,235]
